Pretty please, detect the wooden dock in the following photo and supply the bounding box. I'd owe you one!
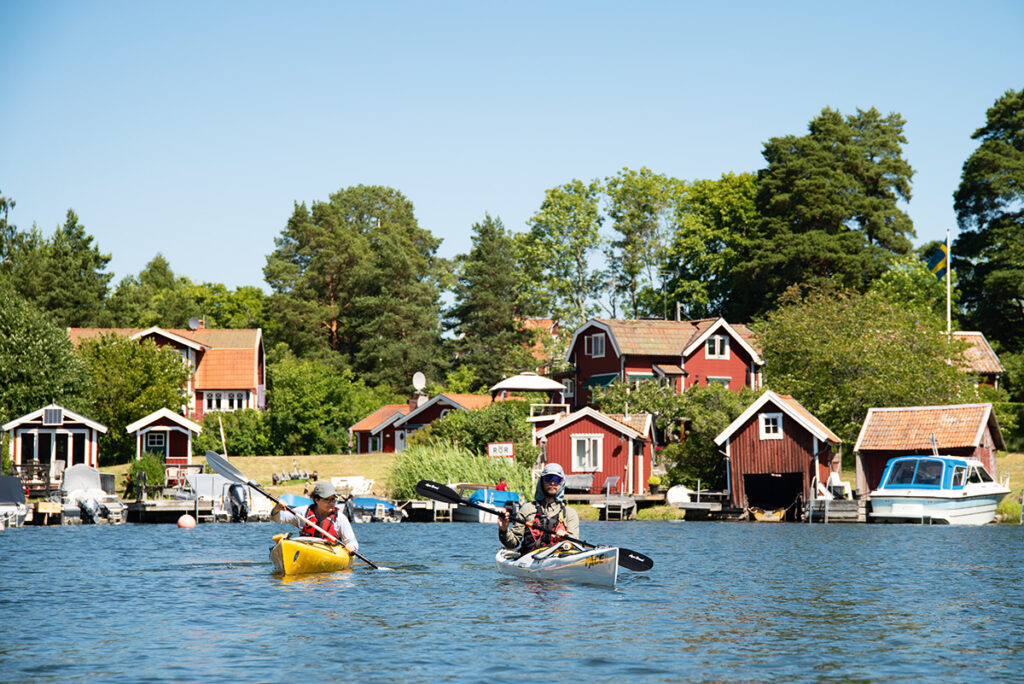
[127,499,217,524]
[805,499,863,523]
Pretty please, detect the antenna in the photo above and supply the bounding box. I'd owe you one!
[188,316,201,330]
[412,372,426,392]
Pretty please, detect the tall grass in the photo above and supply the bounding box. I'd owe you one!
[387,441,534,499]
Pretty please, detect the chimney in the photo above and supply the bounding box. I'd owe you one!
[409,391,427,410]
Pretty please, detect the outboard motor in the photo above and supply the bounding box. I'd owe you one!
[227,483,248,523]
[79,498,101,524]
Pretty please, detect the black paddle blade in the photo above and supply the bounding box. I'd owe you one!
[618,548,654,572]
[415,480,464,504]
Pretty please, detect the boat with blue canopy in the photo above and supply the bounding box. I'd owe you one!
[869,455,1010,525]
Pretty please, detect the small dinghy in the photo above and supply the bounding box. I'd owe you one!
[495,541,619,588]
[270,534,353,575]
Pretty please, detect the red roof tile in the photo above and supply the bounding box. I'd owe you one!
[855,404,1000,451]
[953,331,1004,375]
[350,404,411,432]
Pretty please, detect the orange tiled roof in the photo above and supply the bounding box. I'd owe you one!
[593,318,760,357]
[68,327,261,390]
[442,394,495,410]
[953,331,1005,375]
[774,394,841,443]
[350,404,411,432]
[855,403,1002,451]
[606,412,652,436]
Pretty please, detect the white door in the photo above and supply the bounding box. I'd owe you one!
[395,430,406,452]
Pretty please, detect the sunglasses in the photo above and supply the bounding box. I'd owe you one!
[542,474,564,484]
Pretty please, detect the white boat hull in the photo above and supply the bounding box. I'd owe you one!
[869,489,1009,525]
[495,543,618,587]
[453,506,499,523]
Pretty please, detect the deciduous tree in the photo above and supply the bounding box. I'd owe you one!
[76,334,190,464]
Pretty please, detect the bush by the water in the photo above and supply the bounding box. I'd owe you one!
[387,442,534,500]
[407,398,541,467]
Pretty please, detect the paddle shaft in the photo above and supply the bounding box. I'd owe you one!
[415,480,653,571]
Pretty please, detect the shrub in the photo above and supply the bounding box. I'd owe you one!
[128,451,167,489]
[387,441,533,499]
[194,409,273,456]
[407,398,540,467]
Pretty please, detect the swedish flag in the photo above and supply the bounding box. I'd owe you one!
[927,244,948,281]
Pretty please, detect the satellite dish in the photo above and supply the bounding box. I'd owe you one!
[412,372,426,392]
[187,316,201,330]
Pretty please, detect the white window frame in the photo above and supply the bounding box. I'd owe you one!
[572,434,603,472]
[706,334,730,359]
[562,378,575,398]
[584,333,605,358]
[759,412,783,440]
[146,431,166,449]
[708,376,731,388]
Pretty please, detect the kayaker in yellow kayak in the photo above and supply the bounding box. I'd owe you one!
[498,463,579,555]
[271,481,359,553]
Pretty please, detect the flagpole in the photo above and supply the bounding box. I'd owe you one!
[945,228,951,338]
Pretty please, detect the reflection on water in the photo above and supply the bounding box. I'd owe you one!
[2,521,1024,681]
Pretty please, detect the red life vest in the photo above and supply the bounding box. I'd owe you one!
[520,502,568,554]
[302,504,340,542]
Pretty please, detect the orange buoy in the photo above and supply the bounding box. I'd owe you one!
[177,513,197,529]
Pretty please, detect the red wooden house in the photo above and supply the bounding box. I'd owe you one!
[125,408,202,484]
[3,404,108,494]
[853,403,1005,498]
[714,391,840,514]
[349,403,414,454]
[69,324,266,421]
[952,331,1005,388]
[534,407,654,496]
[564,317,763,408]
[350,393,496,453]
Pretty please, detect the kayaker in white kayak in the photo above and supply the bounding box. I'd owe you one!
[271,481,359,553]
[498,462,579,555]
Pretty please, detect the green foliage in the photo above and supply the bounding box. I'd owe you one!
[386,441,533,500]
[447,215,538,389]
[605,167,675,319]
[870,251,953,320]
[76,335,190,465]
[953,87,1024,357]
[663,384,755,489]
[757,289,978,447]
[592,379,687,438]
[263,185,447,388]
[732,107,915,319]
[194,409,273,456]
[267,352,401,455]
[0,283,89,425]
[0,207,112,327]
[522,178,605,326]
[408,399,541,467]
[129,451,167,488]
[104,254,201,327]
[661,172,757,319]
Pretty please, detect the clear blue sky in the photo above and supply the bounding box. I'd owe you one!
[2,1,1021,291]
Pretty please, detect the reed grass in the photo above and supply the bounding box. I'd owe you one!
[386,441,534,500]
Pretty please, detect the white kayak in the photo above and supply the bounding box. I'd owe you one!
[495,541,619,587]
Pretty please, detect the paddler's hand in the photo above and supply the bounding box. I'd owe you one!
[497,510,510,531]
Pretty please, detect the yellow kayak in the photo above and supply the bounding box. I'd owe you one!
[270,534,353,575]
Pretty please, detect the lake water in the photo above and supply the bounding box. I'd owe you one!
[2,520,1024,682]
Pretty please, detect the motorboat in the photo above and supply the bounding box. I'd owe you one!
[0,475,28,528]
[869,455,1010,525]
[59,464,127,524]
[350,496,405,523]
[451,484,520,523]
[270,534,352,575]
[495,541,618,587]
[173,473,272,522]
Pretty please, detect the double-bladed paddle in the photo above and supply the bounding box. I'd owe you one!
[206,450,388,570]
[415,479,653,572]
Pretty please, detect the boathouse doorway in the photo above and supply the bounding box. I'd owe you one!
[743,472,803,518]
